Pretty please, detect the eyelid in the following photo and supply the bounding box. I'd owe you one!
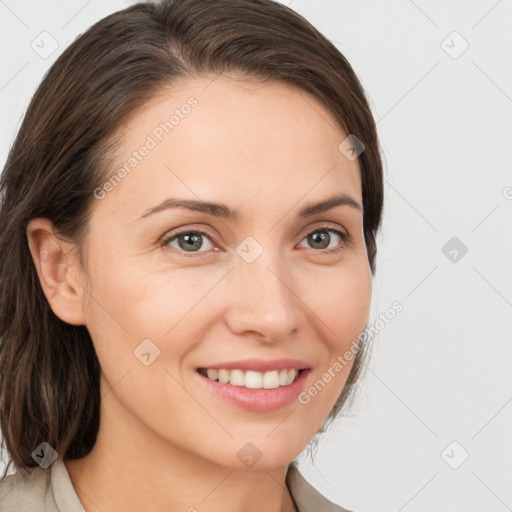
[298,221,348,239]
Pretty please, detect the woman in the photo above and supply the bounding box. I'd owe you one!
[0,0,383,510]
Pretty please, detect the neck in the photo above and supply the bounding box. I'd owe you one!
[64,379,298,512]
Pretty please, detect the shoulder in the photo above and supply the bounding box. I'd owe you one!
[286,464,355,512]
[0,459,84,512]
[0,464,54,511]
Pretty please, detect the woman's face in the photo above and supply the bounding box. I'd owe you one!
[77,75,372,470]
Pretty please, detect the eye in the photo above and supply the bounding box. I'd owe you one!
[162,229,215,254]
[160,224,348,256]
[298,225,348,253]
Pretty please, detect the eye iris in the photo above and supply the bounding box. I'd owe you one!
[178,233,203,251]
[308,230,330,249]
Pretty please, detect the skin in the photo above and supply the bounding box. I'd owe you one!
[27,75,372,512]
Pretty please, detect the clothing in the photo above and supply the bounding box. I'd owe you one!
[0,459,352,511]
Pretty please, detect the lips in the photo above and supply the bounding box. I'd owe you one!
[195,366,311,412]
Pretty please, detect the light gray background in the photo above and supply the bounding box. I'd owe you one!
[1,1,511,511]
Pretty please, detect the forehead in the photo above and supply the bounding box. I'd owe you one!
[94,75,362,221]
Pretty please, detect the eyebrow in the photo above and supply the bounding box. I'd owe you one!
[138,193,362,221]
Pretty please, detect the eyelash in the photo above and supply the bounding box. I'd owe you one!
[160,224,348,256]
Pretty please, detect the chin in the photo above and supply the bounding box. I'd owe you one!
[205,435,308,472]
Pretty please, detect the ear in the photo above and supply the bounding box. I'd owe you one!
[26,218,87,326]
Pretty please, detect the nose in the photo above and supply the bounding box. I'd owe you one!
[223,250,300,343]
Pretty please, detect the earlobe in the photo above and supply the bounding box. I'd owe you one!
[26,218,87,326]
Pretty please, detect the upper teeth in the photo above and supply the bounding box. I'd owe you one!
[201,368,300,389]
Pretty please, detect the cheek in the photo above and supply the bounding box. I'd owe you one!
[296,262,372,419]
[82,258,227,367]
[81,262,217,434]
[84,247,371,376]
[305,261,372,348]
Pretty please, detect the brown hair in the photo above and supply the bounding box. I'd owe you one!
[0,0,383,477]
